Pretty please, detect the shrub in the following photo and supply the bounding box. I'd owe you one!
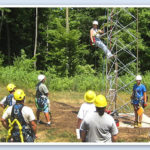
[0,51,148,93]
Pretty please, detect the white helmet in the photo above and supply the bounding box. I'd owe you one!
[136,75,142,81]
[93,20,98,25]
[38,74,45,82]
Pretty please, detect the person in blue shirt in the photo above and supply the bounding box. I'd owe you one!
[131,75,147,127]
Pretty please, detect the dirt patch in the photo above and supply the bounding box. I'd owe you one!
[118,128,150,142]
[45,101,79,133]
[30,100,150,142]
[1,94,150,142]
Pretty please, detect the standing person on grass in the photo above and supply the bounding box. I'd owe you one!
[35,74,51,126]
[81,95,118,143]
[1,89,37,142]
[76,90,96,139]
[131,75,147,128]
[0,84,16,109]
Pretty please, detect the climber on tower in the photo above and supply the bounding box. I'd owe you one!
[90,20,114,59]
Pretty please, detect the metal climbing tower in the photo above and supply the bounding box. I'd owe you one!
[105,8,138,113]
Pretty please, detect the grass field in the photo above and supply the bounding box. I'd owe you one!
[0,84,150,143]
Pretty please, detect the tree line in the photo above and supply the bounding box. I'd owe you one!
[0,8,150,77]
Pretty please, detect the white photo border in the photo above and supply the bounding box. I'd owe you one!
[0,0,150,147]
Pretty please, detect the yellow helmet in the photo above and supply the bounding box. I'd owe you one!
[84,90,96,103]
[7,83,16,92]
[94,95,107,108]
[14,89,25,101]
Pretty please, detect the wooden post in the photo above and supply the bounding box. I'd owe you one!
[46,25,49,51]
[34,8,38,70]
[66,7,69,32]
[6,23,10,65]
[66,7,69,76]
[106,8,109,96]
[0,10,4,40]
[114,57,118,111]
[114,13,118,112]
[136,8,139,75]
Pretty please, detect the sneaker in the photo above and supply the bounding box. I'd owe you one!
[107,54,115,59]
[138,122,142,127]
[46,122,51,127]
[37,120,42,124]
[46,124,51,127]
[134,121,138,128]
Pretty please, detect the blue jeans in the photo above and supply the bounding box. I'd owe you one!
[95,38,112,57]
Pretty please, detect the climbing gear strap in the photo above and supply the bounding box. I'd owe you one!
[35,97,48,111]
[6,119,24,142]
[3,105,9,114]
[11,104,26,125]
[6,104,27,142]
[4,94,13,108]
[36,82,43,97]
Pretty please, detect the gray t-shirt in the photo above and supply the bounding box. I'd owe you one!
[36,82,49,98]
[81,112,118,143]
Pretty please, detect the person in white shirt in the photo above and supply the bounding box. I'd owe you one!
[0,83,16,109]
[1,89,37,142]
[90,20,113,59]
[76,90,96,139]
[81,94,118,143]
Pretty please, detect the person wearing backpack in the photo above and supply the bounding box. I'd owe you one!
[1,89,37,142]
[35,74,51,126]
[0,84,16,109]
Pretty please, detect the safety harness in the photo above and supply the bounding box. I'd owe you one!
[90,36,96,46]
[6,104,34,142]
[131,85,144,106]
[3,94,14,120]
[130,85,146,118]
[90,28,98,46]
[4,94,14,108]
[35,82,48,111]
[35,97,48,111]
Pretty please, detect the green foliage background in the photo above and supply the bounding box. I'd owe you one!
[0,8,149,92]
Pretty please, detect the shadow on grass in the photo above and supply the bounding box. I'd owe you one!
[72,111,78,114]
[55,101,76,109]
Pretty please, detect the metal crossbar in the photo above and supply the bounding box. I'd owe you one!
[105,8,138,113]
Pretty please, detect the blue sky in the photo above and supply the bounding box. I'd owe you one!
[0,0,150,5]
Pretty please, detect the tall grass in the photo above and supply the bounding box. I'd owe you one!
[0,65,106,92]
[0,50,149,92]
